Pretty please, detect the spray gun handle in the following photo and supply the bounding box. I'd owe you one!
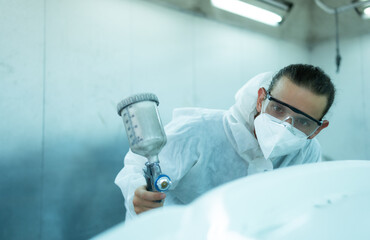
[143,166,154,192]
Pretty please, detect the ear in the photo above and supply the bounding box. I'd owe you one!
[256,87,267,113]
[308,120,329,139]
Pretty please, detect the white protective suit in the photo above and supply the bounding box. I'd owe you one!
[115,72,322,220]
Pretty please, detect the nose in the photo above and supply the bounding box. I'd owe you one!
[283,116,294,125]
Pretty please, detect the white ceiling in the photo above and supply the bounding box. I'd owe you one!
[145,0,370,46]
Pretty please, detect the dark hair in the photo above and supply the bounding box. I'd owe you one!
[268,64,336,119]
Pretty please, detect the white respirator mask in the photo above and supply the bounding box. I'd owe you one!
[254,113,308,160]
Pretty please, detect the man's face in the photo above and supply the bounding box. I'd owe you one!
[270,76,327,120]
[256,76,329,139]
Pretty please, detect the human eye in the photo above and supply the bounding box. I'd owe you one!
[271,103,285,114]
[296,118,311,127]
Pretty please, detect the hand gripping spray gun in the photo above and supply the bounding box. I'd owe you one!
[117,93,172,193]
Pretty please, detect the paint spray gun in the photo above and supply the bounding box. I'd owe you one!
[117,93,172,193]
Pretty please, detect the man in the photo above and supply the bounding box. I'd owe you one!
[115,64,335,220]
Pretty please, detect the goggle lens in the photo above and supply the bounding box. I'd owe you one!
[263,97,321,137]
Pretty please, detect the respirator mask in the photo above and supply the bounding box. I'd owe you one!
[254,91,322,160]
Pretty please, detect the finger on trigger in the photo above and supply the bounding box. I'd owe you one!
[142,191,166,202]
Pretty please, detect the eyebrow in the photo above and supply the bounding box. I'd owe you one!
[267,92,323,126]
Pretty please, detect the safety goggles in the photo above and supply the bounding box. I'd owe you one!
[262,92,323,137]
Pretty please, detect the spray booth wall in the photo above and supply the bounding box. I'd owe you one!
[312,34,370,160]
[3,0,369,239]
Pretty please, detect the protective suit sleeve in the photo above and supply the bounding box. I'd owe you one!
[158,112,201,191]
[114,150,147,221]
